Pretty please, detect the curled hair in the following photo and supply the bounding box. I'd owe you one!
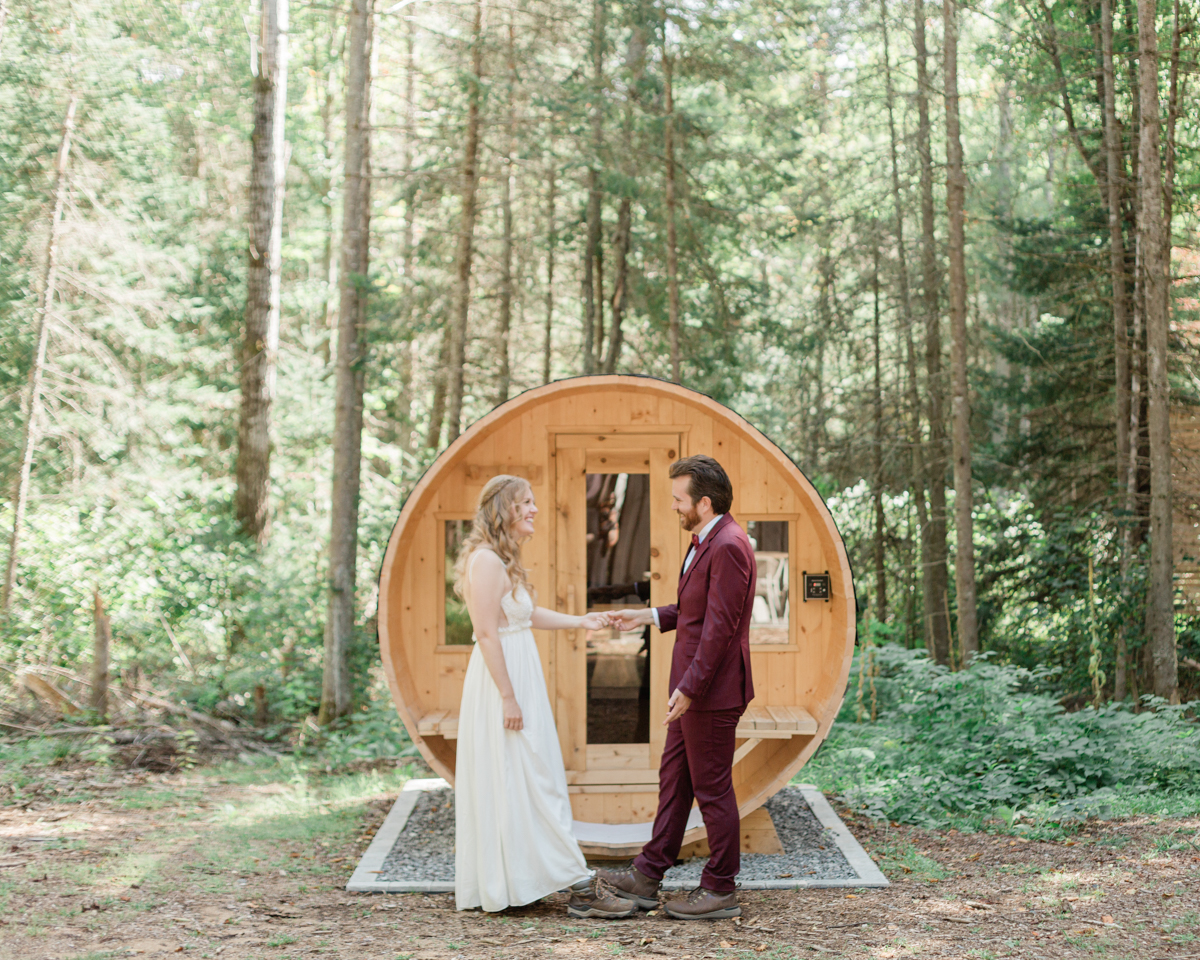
[453,475,535,601]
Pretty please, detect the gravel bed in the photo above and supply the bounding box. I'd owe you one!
[376,789,456,882]
[375,785,858,884]
[662,786,857,882]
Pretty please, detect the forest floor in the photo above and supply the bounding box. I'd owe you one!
[0,754,1197,960]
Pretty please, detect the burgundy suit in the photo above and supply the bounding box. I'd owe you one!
[633,513,756,892]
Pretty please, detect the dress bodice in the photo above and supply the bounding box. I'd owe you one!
[498,584,534,635]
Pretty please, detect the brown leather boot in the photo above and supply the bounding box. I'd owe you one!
[664,886,741,920]
[566,877,638,919]
[592,863,662,910]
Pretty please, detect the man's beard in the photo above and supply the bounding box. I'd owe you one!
[678,505,702,531]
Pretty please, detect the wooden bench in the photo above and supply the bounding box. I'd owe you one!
[416,704,815,747]
[732,704,818,764]
[417,709,459,740]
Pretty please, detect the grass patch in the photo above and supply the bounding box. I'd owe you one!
[871,837,954,882]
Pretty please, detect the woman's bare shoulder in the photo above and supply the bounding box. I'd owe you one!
[467,547,505,569]
[464,548,507,587]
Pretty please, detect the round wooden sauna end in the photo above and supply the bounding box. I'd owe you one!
[378,376,855,856]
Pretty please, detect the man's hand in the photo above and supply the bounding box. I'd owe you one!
[611,607,654,631]
[663,688,691,725]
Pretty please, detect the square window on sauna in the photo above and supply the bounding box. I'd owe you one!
[444,519,475,645]
[746,520,790,644]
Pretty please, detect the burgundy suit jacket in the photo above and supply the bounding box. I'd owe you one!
[655,513,756,712]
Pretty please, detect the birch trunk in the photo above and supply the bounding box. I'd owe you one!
[914,0,951,664]
[664,52,681,384]
[872,247,889,624]
[236,0,289,545]
[319,0,373,725]
[497,14,516,404]
[881,0,931,651]
[944,0,978,660]
[1101,0,1132,699]
[397,13,417,456]
[319,11,341,364]
[3,95,77,614]
[543,156,556,385]
[581,0,605,375]
[446,0,483,442]
[1137,0,1176,700]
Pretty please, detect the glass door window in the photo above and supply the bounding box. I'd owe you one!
[585,473,651,744]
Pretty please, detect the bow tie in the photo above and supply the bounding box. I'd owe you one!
[690,534,700,548]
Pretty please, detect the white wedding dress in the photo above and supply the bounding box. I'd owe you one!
[454,575,590,911]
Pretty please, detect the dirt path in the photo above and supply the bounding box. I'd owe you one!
[0,763,1197,960]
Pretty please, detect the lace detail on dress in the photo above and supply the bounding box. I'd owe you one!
[498,585,534,635]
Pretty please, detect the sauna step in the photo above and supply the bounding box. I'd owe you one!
[416,705,815,743]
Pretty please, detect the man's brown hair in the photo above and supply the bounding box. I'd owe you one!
[669,455,733,515]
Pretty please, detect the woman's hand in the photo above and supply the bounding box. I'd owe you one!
[578,611,612,631]
[502,695,524,731]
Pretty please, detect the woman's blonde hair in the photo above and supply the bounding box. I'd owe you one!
[453,475,535,600]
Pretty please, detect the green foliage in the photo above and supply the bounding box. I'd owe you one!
[805,645,1200,828]
[294,692,420,769]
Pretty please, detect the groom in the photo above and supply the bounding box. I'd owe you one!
[599,455,756,919]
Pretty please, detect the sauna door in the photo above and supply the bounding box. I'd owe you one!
[553,433,686,776]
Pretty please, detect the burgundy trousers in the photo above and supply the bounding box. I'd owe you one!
[633,707,743,892]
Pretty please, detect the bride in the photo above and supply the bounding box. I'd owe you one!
[453,474,637,917]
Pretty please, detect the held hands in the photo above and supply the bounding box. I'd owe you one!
[664,688,692,725]
[610,607,654,632]
[578,611,613,631]
[502,695,524,731]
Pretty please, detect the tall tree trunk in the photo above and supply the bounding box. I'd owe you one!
[91,589,111,720]
[236,0,290,546]
[605,29,646,375]
[943,0,977,661]
[397,13,418,457]
[872,244,889,624]
[1138,0,1176,700]
[605,195,632,373]
[425,330,450,448]
[914,0,951,664]
[1163,0,1183,231]
[446,0,483,442]
[664,51,681,384]
[1101,0,1132,699]
[881,0,931,652]
[318,11,341,365]
[3,95,77,614]
[497,13,516,404]
[581,0,606,375]
[319,0,373,725]
[543,156,556,385]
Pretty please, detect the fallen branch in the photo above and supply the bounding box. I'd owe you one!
[127,691,239,737]
[17,670,82,716]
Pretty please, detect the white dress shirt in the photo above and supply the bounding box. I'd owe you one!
[650,514,723,628]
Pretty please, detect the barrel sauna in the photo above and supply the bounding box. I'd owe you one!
[378,376,855,856]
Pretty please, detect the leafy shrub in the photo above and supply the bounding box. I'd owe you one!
[294,692,420,770]
[805,645,1200,826]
